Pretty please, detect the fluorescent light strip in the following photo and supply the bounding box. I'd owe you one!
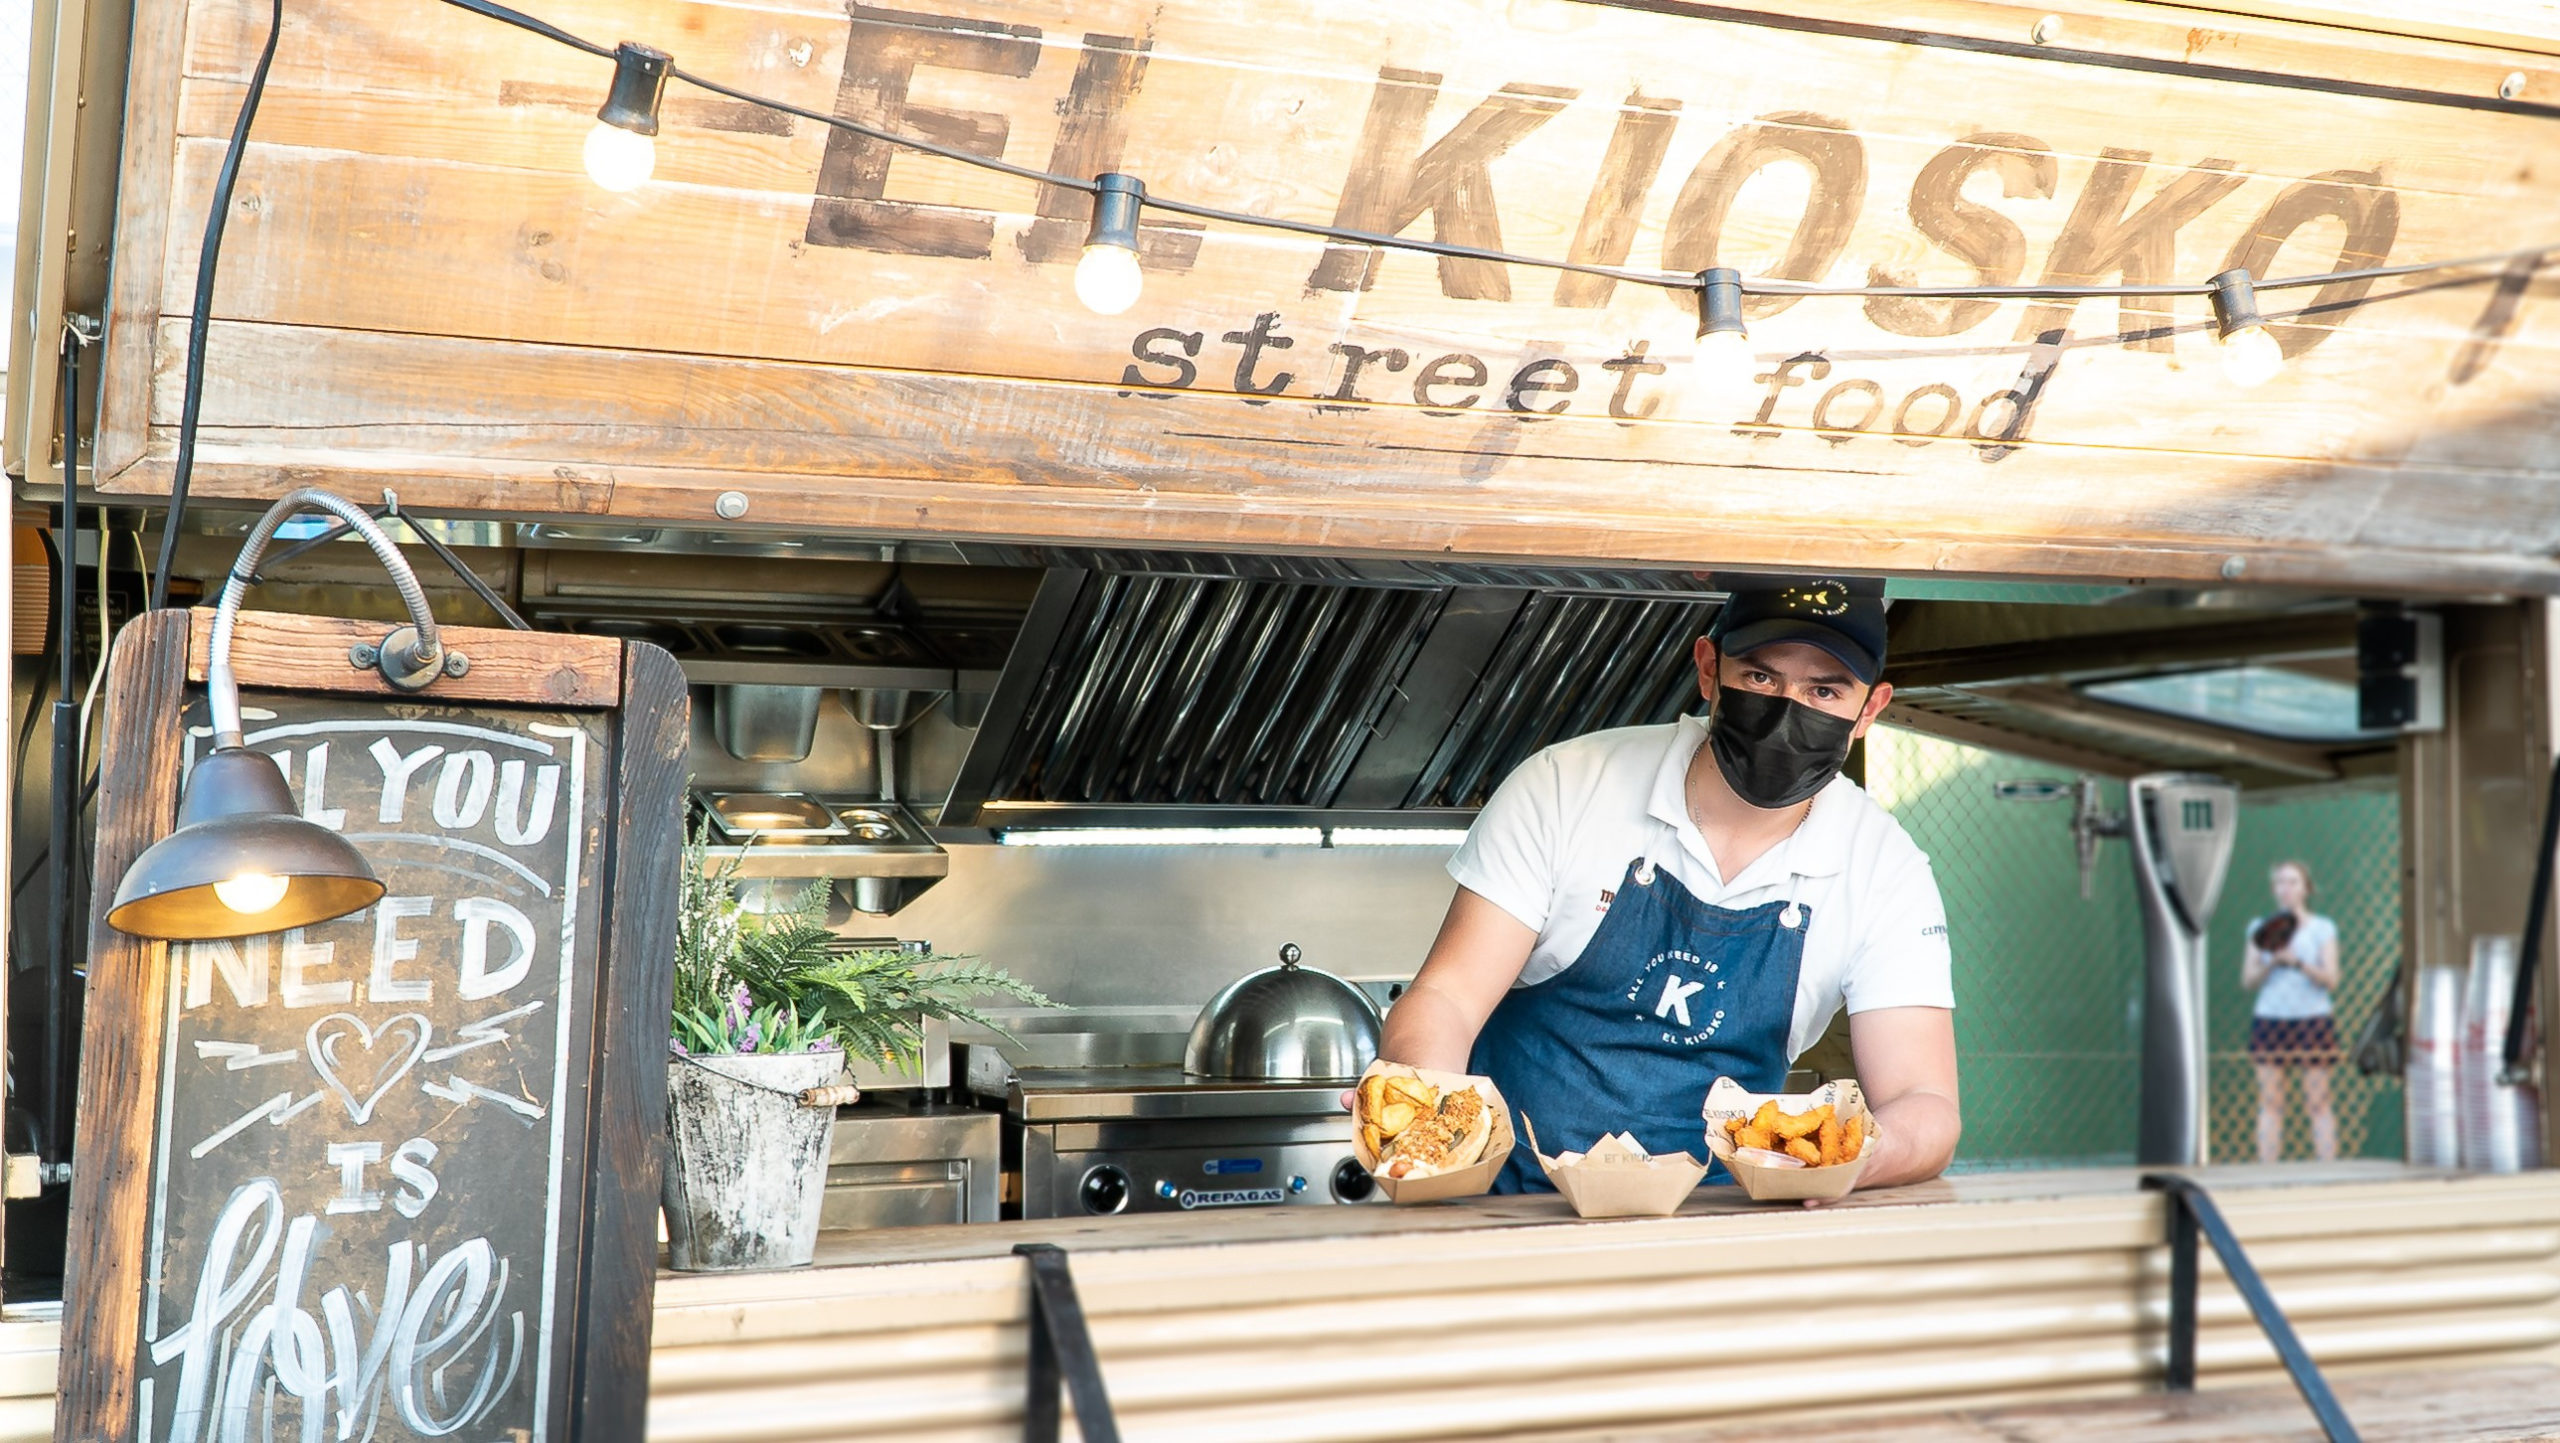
[999,827,1325,848]
[1329,829,1472,847]
[996,826,1473,848]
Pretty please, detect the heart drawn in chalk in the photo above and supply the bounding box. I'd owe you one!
[306,1013,432,1126]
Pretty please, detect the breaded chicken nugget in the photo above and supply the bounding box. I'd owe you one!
[1837,1114,1866,1162]
[1784,1136,1822,1166]
[1817,1115,1846,1167]
[1772,1103,1832,1141]
[1734,1124,1774,1152]
[1751,1100,1784,1135]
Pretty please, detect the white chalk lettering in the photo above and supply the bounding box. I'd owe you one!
[278,927,351,1009]
[184,936,270,1011]
[148,1179,283,1443]
[455,896,536,1000]
[493,759,560,847]
[390,1137,441,1219]
[325,1141,385,1215]
[369,896,434,1003]
[150,1188,521,1443]
[431,750,495,831]
[301,742,348,830]
[368,738,446,823]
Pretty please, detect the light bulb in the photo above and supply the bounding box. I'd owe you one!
[1693,326,1759,406]
[213,872,290,915]
[584,121,656,193]
[2219,323,2283,389]
[1075,243,1144,316]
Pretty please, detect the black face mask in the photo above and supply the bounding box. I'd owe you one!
[1706,687,1859,810]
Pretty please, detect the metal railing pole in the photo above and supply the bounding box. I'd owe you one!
[2143,1173,2360,1443]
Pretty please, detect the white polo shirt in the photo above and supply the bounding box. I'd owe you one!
[1448,715,1955,1061]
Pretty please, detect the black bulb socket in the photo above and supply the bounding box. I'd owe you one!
[1086,172,1146,251]
[2207,267,2264,341]
[598,42,673,136]
[1695,266,1747,341]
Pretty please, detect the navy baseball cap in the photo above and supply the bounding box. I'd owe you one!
[1708,576,1888,684]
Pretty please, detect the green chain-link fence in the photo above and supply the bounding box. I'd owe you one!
[1865,726,2402,1169]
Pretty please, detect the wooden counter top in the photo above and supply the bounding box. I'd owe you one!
[772,1159,2444,1272]
[630,1163,2560,1440]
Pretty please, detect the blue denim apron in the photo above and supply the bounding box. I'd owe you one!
[1470,854,1809,1193]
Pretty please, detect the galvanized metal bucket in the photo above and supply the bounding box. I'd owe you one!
[663,1049,847,1270]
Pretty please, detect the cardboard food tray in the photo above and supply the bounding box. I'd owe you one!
[1523,1118,1709,1219]
[1351,1061,1515,1203]
[1701,1077,1880,1202]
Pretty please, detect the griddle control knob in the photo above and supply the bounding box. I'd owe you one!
[1078,1165,1131,1215]
[1330,1158,1375,1203]
[1155,1179,1179,1201]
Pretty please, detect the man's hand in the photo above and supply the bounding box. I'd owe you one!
[1801,1005,1959,1207]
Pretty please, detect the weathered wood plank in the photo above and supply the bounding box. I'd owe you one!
[90,0,2560,592]
[52,612,191,1437]
[1617,1362,2560,1442]
[183,606,626,708]
[103,317,2560,593]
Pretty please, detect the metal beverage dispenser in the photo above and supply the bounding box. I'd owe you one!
[1999,770,2241,1166]
[2127,773,2241,1165]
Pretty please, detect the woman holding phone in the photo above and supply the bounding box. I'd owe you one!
[2242,859,2342,1162]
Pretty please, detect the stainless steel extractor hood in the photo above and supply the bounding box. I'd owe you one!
[940,558,1720,830]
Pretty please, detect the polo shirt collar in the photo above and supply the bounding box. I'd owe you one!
[1647,714,1857,883]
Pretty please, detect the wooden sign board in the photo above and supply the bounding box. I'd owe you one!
[58,609,686,1442]
[85,0,2560,592]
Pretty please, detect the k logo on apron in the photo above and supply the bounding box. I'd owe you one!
[1471,855,1809,1193]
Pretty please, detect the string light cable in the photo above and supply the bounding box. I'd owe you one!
[150,0,2560,561]
[461,0,2552,332]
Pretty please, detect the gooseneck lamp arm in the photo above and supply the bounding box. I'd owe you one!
[205,488,444,747]
[106,486,459,941]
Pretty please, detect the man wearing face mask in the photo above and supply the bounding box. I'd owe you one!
[1380,577,1959,1196]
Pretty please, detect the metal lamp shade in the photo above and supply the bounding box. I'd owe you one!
[106,747,384,940]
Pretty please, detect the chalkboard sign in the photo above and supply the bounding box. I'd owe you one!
[59,609,687,1442]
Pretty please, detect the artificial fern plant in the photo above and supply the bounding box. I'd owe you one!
[676,818,1049,1070]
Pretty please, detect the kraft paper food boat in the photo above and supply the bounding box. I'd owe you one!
[1523,1117,1710,1218]
[1351,1061,1515,1203]
[1701,1077,1880,1202]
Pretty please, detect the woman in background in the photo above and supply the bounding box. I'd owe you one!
[2243,859,2342,1162]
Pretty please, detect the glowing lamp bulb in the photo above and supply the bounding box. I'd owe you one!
[1694,326,1758,396]
[584,121,656,193]
[213,872,291,915]
[2219,323,2283,389]
[1075,243,1144,316]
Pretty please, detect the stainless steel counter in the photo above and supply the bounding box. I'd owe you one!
[822,1101,1001,1230]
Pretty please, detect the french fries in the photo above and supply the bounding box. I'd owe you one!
[1721,1100,1867,1168]
[1355,1073,1496,1179]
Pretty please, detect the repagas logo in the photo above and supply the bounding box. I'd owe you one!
[1781,581,1851,616]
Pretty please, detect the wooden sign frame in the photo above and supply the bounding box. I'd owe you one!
[55,607,687,1442]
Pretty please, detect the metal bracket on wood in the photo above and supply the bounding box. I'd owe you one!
[1015,1243,1120,1443]
[2142,1173,2360,1443]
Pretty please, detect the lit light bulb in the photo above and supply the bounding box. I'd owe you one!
[1074,242,1144,315]
[1075,172,1149,316]
[2206,267,2283,391]
[2219,323,2284,389]
[1686,266,1757,415]
[214,872,290,915]
[584,120,656,193]
[1693,326,1760,409]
